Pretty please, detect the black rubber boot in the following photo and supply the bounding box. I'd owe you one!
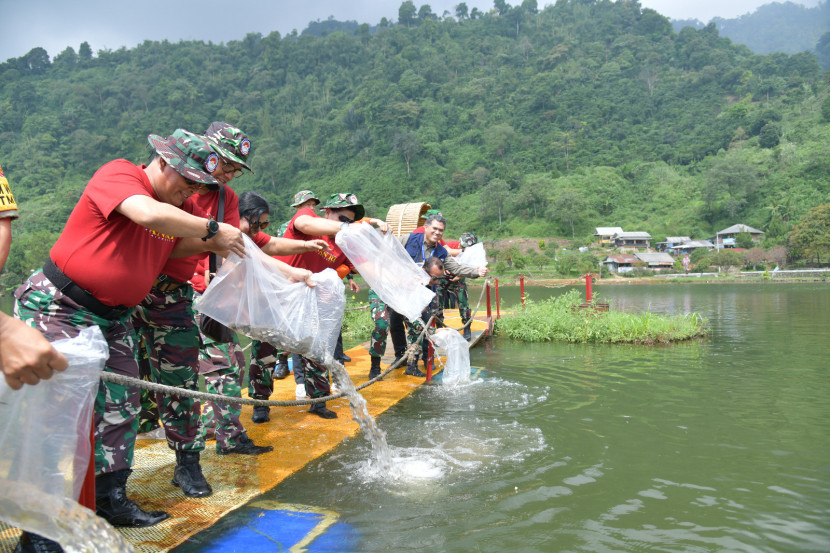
[171,451,212,498]
[96,469,170,527]
[405,357,425,377]
[309,401,338,419]
[218,433,273,455]
[463,325,472,341]
[273,362,290,379]
[334,333,351,363]
[14,532,62,553]
[252,405,271,423]
[368,356,382,380]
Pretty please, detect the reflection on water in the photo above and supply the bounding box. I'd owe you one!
[134,285,830,551]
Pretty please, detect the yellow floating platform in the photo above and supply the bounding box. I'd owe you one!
[0,310,489,553]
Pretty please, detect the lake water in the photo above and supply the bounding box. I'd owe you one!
[175,282,830,553]
[5,283,828,552]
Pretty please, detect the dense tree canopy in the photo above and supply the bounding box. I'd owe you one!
[0,0,828,286]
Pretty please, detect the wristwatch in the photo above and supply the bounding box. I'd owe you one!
[202,219,220,241]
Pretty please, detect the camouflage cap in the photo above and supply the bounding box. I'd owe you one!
[204,121,253,171]
[148,129,220,188]
[460,232,479,248]
[424,209,442,217]
[291,189,320,207]
[322,192,365,221]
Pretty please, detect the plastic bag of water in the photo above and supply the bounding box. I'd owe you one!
[0,326,115,546]
[335,223,434,322]
[195,234,345,366]
[431,328,471,385]
[456,242,488,268]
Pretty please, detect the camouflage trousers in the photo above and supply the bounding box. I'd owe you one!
[444,278,471,324]
[368,289,389,358]
[405,289,443,352]
[14,271,139,475]
[299,356,331,399]
[132,284,204,452]
[248,339,277,400]
[197,322,246,450]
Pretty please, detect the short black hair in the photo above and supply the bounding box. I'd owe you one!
[425,213,446,227]
[238,191,270,220]
[423,256,445,274]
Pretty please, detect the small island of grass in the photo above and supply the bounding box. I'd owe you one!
[494,290,707,345]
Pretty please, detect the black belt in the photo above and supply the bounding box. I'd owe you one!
[153,274,187,293]
[43,258,131,319]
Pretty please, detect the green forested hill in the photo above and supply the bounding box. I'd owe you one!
[0,0,829,286]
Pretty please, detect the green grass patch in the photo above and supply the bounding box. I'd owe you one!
[341,296,373,349]
[494,290,708,344]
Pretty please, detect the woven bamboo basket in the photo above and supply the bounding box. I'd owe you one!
[385,202,431,237]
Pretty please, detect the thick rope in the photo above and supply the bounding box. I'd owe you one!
[460,277,491,330]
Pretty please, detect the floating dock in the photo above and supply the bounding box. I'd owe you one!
[0,310,489,553]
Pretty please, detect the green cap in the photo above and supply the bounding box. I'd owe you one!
[322,193,365,221]
[424,209,442,218]
[204,121,252,171]
[291,190,320,207]
[147,129,220,188]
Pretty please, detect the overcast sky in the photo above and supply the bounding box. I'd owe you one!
[0,0,823,63]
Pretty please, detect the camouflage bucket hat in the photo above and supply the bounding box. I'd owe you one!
[204,121,253,171]
[291,189,320,207]
[424,209,442,218]
[460,232,479,248]
[322,192,365,221]
[148,129,220,188]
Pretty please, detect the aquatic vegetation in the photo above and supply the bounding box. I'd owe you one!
[494,290,708,344]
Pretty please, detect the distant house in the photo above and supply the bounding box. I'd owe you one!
[634,252,675,270]
[601,254,637,273]
[656,236,691,252]
[613,231,652,251]
[667,240,715,255]
[594,227,624,245]
[715,224,764,246]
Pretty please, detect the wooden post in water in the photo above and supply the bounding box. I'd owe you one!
[520,274,526,308]
[495,279,501,319]
[585,273,593,303]
[486,282,492,335]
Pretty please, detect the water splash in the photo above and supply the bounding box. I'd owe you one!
[0,480,134,553]
[329,362,393,473]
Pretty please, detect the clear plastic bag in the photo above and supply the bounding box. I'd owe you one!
[456,242,488,268]
[335,223,434,321]
[194,234,345,366]
[430,328,471,385]
[0,326,125,550]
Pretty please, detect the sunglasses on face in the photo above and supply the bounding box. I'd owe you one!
[183,177,208,191]
[338,214,355,224]
[245,216,270,230]
[220,163,244,178]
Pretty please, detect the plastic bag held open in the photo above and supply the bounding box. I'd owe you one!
[194,234,345,366]
[0,326,114,549]
[335,223,434,322]
[456,242,488,268]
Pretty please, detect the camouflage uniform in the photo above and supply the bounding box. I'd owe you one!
[132,284,203,451]
[444,278,471,324]
[405,285,443,348]
[248,339,279,400]
[368,289,390,358]
[14,272,139,475]
[197,323,247,450]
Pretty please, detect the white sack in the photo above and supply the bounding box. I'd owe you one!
[335,223,434,321]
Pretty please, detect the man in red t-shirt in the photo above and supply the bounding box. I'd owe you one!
[278,193,388,418]
[13,129,244,543]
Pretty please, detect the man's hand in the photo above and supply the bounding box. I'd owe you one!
[211,223,245,258]
[477,266,489,277]
[368,218,390,233]
[0,313,68,390]
[287,267,317,287]
[348,279,360,293]
[305,239,329,252]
